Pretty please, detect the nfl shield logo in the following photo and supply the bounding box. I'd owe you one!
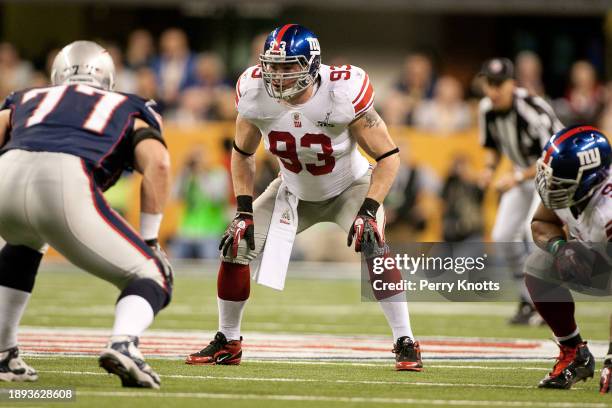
[293,112,302,128]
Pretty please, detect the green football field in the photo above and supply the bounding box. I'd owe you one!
[1,263,611,408]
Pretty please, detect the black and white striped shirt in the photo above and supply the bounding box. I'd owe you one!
[479,88,564,168]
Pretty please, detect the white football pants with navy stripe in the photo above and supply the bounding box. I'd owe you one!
[0,149,167,291]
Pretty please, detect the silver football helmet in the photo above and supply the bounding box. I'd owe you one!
[51,41,115,90]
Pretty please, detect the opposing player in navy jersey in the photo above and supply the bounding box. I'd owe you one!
[0,41,172,389]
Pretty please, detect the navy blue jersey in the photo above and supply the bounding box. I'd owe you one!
[0,84,164,190]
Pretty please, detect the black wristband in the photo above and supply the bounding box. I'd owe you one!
[145,238,158,246]
[236,195,253,214]
[233,141,255,156]
[358,197,380,217]
[375,147,399,162]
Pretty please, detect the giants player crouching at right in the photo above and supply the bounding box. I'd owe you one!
[185,24,422,371]
[526,125,612,393]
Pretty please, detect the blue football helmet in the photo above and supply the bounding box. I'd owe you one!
[536,125,611,209]
[259,24,321,100]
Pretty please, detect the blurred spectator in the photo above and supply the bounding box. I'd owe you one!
[384,143,439,242]
[441,156,485,242]
[105,43,137,94]
[173,52,236,123]
[0,42,33,99]
[45,48,60,77]
[151,28,199,109]
[170,147,230,259]
[250,32,268,66]
[126,29,155,69]
[515,50,545,97]
[554,60,605,125]
[173,87,211,125]
[413,75,471,132]
[599,81,612,134]
[382,52,435,126]
[135,66,166,111]
[28,71,49,88]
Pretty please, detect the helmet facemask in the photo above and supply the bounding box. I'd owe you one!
[260,52,316,100]
[536,157,607,209]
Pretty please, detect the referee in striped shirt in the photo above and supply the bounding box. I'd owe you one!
[478,58,564,325]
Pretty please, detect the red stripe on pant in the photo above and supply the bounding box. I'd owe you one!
[218,262,250,301]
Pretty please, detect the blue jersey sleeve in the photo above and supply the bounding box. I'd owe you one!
[126,94,163,133]
[0,92,18,112]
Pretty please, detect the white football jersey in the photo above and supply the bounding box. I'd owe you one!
[554,174,612,258]
[235,64,373,201]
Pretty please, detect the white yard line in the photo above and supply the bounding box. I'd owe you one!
[39,370,536,389]
[72,391,611,407]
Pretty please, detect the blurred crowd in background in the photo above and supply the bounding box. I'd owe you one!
[1,27,610,260]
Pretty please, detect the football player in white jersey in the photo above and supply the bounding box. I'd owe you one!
[525,125,612,392]
[185,24,422,371]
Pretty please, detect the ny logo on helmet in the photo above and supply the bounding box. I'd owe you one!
[577,148,601,168]
[306,38,320,55]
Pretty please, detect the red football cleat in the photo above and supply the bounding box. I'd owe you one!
[185,332,242,365]
[393,337,423,371]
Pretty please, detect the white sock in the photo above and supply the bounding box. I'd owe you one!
[218,297,246,340]
[378,292,414,341]
[111,295,154,337]
[0,286,30,350]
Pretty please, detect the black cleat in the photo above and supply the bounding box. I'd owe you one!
[600,358,612,394]
[0,347,38,382]
[538,342,595,389]
[99,336,160,389]
[393,336,423,371]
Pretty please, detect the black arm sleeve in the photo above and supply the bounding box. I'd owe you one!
[131,127,166,150]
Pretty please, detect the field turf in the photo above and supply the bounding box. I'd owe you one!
[0,264,610,408]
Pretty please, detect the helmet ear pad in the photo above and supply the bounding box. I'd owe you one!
[574,168,609,204]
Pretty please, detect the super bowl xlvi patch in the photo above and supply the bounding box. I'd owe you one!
[280,208,291,225]
[317,111,334,127]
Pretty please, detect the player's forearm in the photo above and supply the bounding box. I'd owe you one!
[140,159,171,214]
[366,154,400,204]
[231,150,256,197]
[531,220,566,252]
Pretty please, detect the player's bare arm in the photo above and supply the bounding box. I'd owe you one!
[231,114,262,197]
[0,109,10,147]
[218,114,262,257]
[133,118,171,215]
[349,108,400,204]
[531,202,566,251]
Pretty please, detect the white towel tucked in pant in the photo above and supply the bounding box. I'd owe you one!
[254,181,299,290]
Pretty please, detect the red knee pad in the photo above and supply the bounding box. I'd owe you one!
[217,262,250,301]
